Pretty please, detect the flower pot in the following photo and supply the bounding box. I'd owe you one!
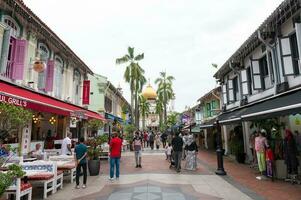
[88,159,100,176]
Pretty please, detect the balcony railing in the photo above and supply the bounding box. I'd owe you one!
[0,61,13,80]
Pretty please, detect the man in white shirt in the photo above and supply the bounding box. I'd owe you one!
[61,132,72,155]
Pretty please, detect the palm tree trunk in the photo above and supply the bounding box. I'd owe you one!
[164,86,167,124]
[142,114,145,130]
[134,91,139,128]
[131,92,135,125]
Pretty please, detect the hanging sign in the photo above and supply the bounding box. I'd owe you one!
[82,80,90,105]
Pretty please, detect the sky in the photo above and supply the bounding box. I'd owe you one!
[23,0,284,112]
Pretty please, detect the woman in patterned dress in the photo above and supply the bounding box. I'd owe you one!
[185,135,198,170]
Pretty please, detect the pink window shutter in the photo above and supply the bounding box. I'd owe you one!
[11,39,28,80]
[45,60,54,92]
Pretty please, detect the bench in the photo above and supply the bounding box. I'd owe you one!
[49,155,76,183]
[21,161,57,199]
[5,178,32,200]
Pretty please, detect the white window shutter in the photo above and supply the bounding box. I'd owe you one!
[222,84,227,104]
[228,79,234,102]
[241,69,249,95]
[251,60,263,90]
[280,37,294,76]
[0,29,10,74]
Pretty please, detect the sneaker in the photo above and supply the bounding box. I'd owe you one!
[75,185,80,189]
[116,177,119,181]
[139,165,142,168]
[109,177,114,181]
[82,184,86,189]
[135,165,139,168]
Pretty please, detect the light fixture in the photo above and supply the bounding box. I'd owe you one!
[49,116,56,125]
[33,60,46,73]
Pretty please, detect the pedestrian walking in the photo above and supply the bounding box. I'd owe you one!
[155,133,161,150]
[133,131,143,168]
[143,131,148,147]
[182,132,189,160]
[185,135,198,171]
[61,132,72,155]
[109,131,123,181]
[149,132,155,150]
[172,132,184,173]
[165,143,172,161]
[161,131,168,148]
[74,137,87,189]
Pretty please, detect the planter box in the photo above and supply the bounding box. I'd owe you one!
[275,160,287,179]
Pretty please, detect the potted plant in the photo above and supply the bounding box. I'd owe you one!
[86,135,108,176]
[124,124,136,151]
[0,164,25,197]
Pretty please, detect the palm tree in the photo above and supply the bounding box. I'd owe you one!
[134,65,147,127]
[139,95,150,130]
[155,72,175,124]
[155,96,164,128]
[167,112,179,127]
[116,47,144,127]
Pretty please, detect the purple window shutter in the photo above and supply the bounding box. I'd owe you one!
[45,60,54,92]
[11,39,28,80]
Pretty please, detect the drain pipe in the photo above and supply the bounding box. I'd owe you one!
[257,30,280,95]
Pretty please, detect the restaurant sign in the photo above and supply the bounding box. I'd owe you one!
[0,93,28,107]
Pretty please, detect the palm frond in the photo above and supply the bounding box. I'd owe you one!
[128,47,135,59]
[116,55,129,65]
[134,53,144,61]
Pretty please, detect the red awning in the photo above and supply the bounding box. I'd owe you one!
[0,81,106,121]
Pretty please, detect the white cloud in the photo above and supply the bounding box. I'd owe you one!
[23,0,284,111]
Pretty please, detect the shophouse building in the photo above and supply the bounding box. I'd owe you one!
[0,0,105,155]
[214,0,301,178]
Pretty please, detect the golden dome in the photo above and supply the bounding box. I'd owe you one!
[142,84,157,100]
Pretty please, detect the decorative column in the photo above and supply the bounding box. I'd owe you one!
[215,120,227,175]
[204,129,208,149]
[243,121,252,163]
[222,125,229,155]
[21,120,32,155]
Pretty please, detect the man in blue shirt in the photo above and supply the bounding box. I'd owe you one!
[74,137,87,189]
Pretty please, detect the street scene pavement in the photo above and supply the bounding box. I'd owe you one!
[44,148,300,200]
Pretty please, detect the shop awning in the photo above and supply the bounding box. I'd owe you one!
[217,107,248,124]
[199,118,216,129]
[0,81,106,121]
[105,113,123,123]
[241,89,301,120]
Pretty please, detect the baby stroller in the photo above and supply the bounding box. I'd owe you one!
[169,149,175,169]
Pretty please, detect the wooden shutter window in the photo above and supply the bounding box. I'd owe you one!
[280,36,295,76]
[45,60,54,92]
[251,59,263,90]
[228,79,234,102]
[0,29,10,74]
[11,39,27,80]
[222,84,227,104]
[295,23,301,69]
[241,69,249,95]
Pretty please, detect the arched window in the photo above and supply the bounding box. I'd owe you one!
[2,15,20,38]
[37,43,50,90]
[54,56,64,98]
[73,69,81,105]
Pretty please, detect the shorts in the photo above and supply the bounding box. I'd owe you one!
[135,150,142,157]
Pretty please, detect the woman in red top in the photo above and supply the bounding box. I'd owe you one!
[109,131,122,181]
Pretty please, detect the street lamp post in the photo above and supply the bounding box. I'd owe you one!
[215,120,227,175]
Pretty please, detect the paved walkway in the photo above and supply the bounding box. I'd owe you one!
[197,150,301,200]
[46,149,259,200]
